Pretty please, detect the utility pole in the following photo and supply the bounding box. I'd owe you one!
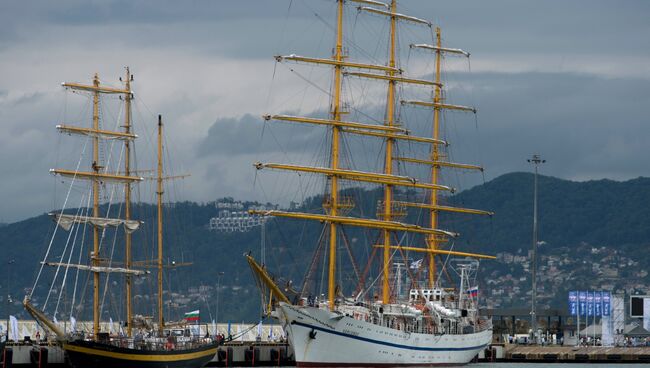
[6,259,14,341]
[216,271,224,327]
[527,154,545,344]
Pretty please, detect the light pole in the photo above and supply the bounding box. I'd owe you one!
[6,259,14,341]
[527,154,545,344]
[215,272,224,329]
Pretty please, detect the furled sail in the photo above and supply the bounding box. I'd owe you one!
[42,262,148,276]
[50,213,141,233]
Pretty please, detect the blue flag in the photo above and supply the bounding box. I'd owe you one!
[602,292,611,317]
[579,291,587,316]
[569,291,578,316]
[587,292,594,316]
[594,291,602,316]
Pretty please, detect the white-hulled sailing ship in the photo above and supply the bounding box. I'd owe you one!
[24,70,218,368]
[247,0,495,366]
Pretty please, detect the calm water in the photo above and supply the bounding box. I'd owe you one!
[256,365,648,368]
[473,365,646,367]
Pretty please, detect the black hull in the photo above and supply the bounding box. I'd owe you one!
[64,340,219,368]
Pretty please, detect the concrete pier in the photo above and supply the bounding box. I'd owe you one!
[500,344,650,363]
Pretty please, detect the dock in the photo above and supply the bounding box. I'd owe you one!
[1,340,295,368]
[484,344,650,363]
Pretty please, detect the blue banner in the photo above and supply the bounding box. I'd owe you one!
[594,291,602,316]
[579,291,587,316]
[569,291,578,316]
[603,292,611,317]
[587,292,594,316]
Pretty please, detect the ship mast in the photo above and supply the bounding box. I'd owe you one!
[427,28,443,288]
[157,114,164,333]
[325,0,344,312]
[381,0,397,305]
[124,68,134,337]
[251,1,497,307]
[91,74,101,339]
[55,73,143,340]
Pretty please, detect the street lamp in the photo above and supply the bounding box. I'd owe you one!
[527,154,545,344]
[215,272,225,329]
[6,259,15,341]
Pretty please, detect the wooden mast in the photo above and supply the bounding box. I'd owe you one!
[91,73,101,339]
[157,114,164,333]
[381,0,397,305]
[327,0,344,311]
[124,67,133,337]
[57,75,140,340]
[427,28,443,288]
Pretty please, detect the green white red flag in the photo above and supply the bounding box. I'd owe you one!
[184,310,200,321]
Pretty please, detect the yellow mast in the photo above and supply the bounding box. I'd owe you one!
[91,74,101,339]
[381,0,397,305]
[427,27,443,288]
[157,115,164,332]
[123,67,133,337]
[325,0,344,311]
[56,75,140,340]
[256,2,495,307]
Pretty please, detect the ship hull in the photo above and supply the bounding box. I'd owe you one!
[63,340,219,368]
[278,303,491,367]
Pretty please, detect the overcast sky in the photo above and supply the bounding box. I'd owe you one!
[1,0,649,223]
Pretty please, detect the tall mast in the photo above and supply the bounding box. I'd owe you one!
[326,0,344,311]
[56,75,142,341]
[91,73,101,339]
[381,0,397,305]
[157,114,164,332]
[253,1,498,310]
[427,27,443,288]
[123,67,133,337]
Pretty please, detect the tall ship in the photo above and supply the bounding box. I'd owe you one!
[247,0,495,366]
[24,70,219,368]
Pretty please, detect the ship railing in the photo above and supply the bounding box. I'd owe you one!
[105,336,215,351]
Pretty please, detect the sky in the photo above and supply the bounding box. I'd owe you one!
[0,0,649,223]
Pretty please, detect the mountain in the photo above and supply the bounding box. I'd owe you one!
[446,172,650,253]
[1,172,649,322]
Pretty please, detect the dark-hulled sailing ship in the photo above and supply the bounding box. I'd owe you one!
[24,70,218,368]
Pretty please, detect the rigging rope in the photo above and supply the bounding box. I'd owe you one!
[44,194,86,312]
[31,134,90,299]
[53,194,88,319]
[69,191,91,321]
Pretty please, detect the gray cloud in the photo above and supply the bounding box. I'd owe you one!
[1,1,649,222]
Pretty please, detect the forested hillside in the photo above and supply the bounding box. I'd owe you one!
[2,172,649,322]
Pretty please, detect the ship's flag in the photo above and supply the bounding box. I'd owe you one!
[184,310,200,322]
[9,315,18,341]
[410,258,423,270]
[467,287,479,297]
[70,316,77,332]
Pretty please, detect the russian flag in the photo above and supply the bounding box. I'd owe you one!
[467,287,478,297]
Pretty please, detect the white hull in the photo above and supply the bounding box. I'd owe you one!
[278,303,492,367]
